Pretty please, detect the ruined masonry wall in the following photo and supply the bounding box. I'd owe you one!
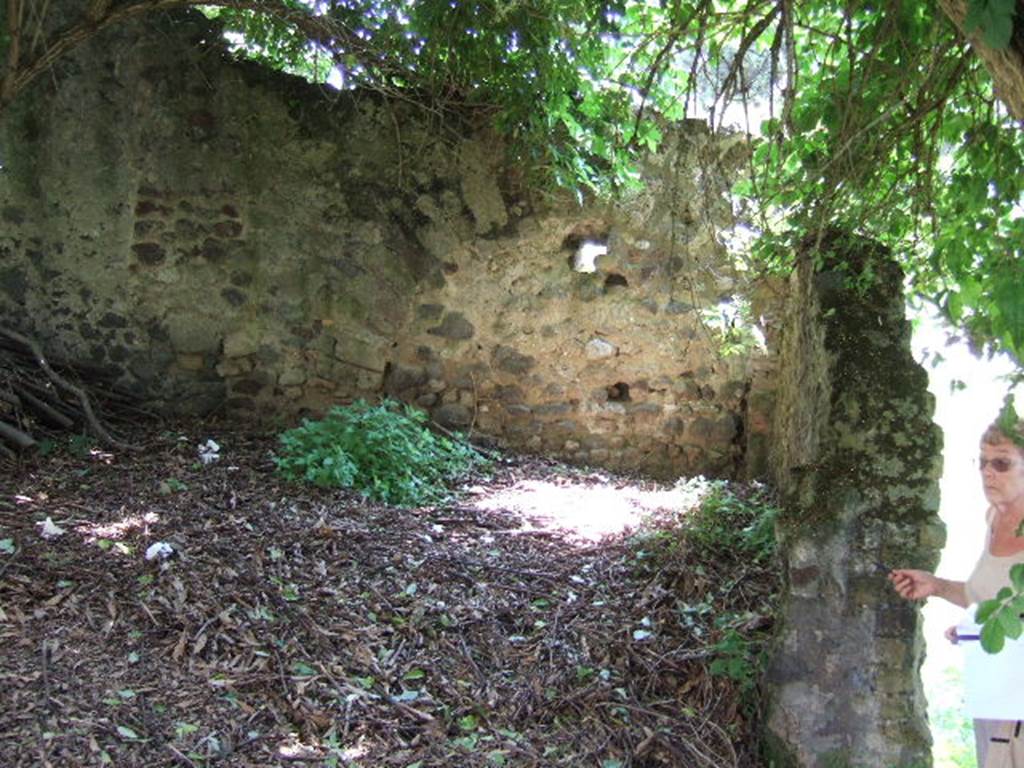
[0,12,773,479]
[763,238,944,768]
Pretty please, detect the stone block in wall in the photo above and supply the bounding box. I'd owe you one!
[492,345,536,374]
[585,337,617,359]
[223,328,261,358]
[169,321,223,355]
[384,364,427,395]
[176,353,205,371]
[427,311,475,340]
[216,357,254,377]
[433,403,472,429]
[268,365,302,388]
[686,414,738,445]
[458,139,509,235]
[492,385,524,404]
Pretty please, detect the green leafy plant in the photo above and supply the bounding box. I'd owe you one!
[975,562,1024,654]
[709,627,759,693]
[274,399,488,506]
[684,482,779,563]
[708,611,773,717]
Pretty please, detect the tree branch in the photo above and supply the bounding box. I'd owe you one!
[1,0,22,103]
[0,327,138,451]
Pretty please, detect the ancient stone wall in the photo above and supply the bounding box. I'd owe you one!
[0,11,771,478]
[762,235,945,767]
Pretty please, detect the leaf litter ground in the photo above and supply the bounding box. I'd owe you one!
[0,422,778,767]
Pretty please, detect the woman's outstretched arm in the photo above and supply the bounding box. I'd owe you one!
[889,569,968,608]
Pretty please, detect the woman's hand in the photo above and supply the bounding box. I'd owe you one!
[944,625,959,645]
[888,569,941,600]
[888,569,968,608]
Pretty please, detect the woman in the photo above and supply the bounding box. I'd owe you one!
[890,419,1024,767]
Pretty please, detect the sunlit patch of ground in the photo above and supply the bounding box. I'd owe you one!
[467,475,711,541]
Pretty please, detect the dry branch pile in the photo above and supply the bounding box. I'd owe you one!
[0,327,138,459]
[1,424,779,767]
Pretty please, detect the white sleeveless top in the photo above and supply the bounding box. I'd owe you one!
[965,507,1024,604]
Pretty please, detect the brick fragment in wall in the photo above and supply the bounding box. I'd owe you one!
[214,220,243,238]
[135,200,169,217]
[132,242,166,265]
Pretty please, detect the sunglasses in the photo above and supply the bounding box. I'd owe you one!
[979,457,1017,473]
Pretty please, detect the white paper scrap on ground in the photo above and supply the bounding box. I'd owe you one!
[960,607,1024,720]
[37,517,65,539]
[145,541,175,561]
[198,439,221,465]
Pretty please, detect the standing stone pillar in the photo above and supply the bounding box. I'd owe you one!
[763,234,945,767]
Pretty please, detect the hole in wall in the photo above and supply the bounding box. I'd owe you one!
[563,233,609,273]
[606,382,630,402]
[604,273,628,290]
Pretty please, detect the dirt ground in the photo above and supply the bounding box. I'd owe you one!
[0,422,776,767]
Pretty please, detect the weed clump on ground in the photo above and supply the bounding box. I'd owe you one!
[629,478,782,713]
[274,399,489,505]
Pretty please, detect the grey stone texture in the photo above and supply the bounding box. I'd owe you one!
[0,9,767,480]
[761,234,943,768]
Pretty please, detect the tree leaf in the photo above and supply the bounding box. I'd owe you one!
[980,617,1006,654]
[1011,563,1024,592]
